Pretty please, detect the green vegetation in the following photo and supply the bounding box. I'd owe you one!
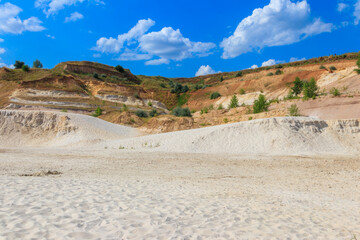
[122,104,128,112]
[115,65,124,73]
[220,76,224,82]
[303,78,318,99]
[172,107,191,117]
[92,107,103,117]
[210,92,221,99]
[200,107,208,114]
[253,94,270,114]
[177,93,190,106]
[356,54,360,74]
[217,104,224,110]
[330,87,341,97]
[14,61,24,69]
[22,65,30,72]
[171,83,189,94]
[136,110,148,118]
[266,72,274,76]
[291,77,303,96]
[33,60,43,69]
[319,65,327,70]
[93,72,99,79]
[148,101,152,107]
[149,109,158,117]
[101,74,107,78]
[275,69,283,75]
[228,95,239,109]
[329,66,337,71]
[239,89,246,95]
[288,104,300,116]
[160,83,166,88]
[236,72,243,77]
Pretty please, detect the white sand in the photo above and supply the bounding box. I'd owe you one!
[1,110,360,239]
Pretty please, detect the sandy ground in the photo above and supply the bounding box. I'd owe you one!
[0,148,360,239]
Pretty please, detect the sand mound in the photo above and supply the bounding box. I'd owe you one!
[112,117,360,155]
[0,110,140,148]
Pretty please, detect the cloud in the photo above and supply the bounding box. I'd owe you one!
[261,59,285,67]
[355,0,360,25]
[290,57,306,62]
[139,27,216,61]
[94,19,216,65]
[65,12,84,23]
[145,58,170,66]
[0,38,4,42]
[195,65,220,76]
[0,62,14,68]
[337,3,349,12]
[0,3,45,34]
[46,34,55,39]
[94,18,155,53]
[0,47,5,54]
[220,0,333,59]
[250,65,258,69]
[35,0,86,16]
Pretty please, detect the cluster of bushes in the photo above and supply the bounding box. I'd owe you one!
[135,109,159,118]
[115,65,124,73]
[172,107,191,117]
[290,77,319,99]
[194,84,210,90]
[170,83,189,94]
[14,60,43,72]
[210,92,221,99]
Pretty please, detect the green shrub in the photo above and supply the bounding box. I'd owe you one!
[319,65,327,70]
[200,107,208,114]
[239,89,246,95]
[217,104,224,110]
[160,83,166,88]
[288,104,300,116]
[93,72,99,79]
[220,76,224,82]
[275,69,283,75]
[210,92,221,99]
[115,65,124,72]
[330,87,341,97]
[134,93,140,99]
[228,95,239,109]
[172,107,191,117]
[122,104,128,112]
[21,65,30,72]
[136,110,148,118]
[100,74,107,78]
[248,116,253,120]
[149,109,158,117]
[92,107,103,117]
[275,64,283,69]
[253,94,270,113]
[148,101,153,107]
[236,72,243,77]
[291,77,303,96]
[14,61,24,69]
[329,66,337,71]
[303,78,318,99]
[171,83,189,94]
[33,59,43,69]
[356,54,360,74]
[266,72,274,76]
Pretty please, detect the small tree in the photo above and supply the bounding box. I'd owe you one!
[33,60,43,69]
[136,110,148,118]
[220,76,224,82]
[93,107,103,117]
[210,92,221,99]
[14,61,24,69]
[275,69,283,75]
[228,95,239,109]
[291,77,303,96]
[172,107,191,117]
[115,65,124,73]
[253,94,270,113]
[93,72,99,79]
[149,109,157,117]
[22,65,30,72]
[303,78,318,99]
[239,89,246,95]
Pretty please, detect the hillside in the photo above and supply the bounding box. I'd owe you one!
[0,52,359,133]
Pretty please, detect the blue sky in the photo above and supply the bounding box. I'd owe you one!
[0,0,359,77]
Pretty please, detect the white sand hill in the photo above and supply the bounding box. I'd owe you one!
[0,110,360,239]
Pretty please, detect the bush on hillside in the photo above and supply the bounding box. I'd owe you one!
[149,109,158,117]
[239,89,246,95]
[14,61,25,69]
[356,54,360,74]
[253,94,270,114]
[228,95,239,109]
[136,110,148,118]
[220,76,224,82]
[210,92,221,99]
[303,78,318,99]
[329,66,337,71]
[267,72,274,76]
[319,65,327,70]
[92,107,103,117]
[171,83,189,94]
[115,65,124,73]
[172,107,191,117]
[21,65,30,72]
[33,60,43,69]
[330,87,341,97]
[291,77,303,96]
[236,72,243,77]
[275,69,283,75]
[93,72,99,79]
[288,104,300,116]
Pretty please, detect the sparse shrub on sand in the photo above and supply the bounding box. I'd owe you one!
[267,72,274,76]
[239,89,246,95]
[220,76,224,82]
[172,107,191,117]
[136,110,148,118]
[319,65,327,70]
[217,104,224,110]
[291,77,303,96]
[22,65,30,72]
[200,107,208,114]
[288,104,300,116]
[92,107,103,117]
[148,101,153,107]
[210,92,221,99]
[329,66,337,71]
[228,95,239,109]
[330,87,341,97]
[275,69,283,75]
[122,104,128,112]
[253,94,270,114]
[303,78,318,100]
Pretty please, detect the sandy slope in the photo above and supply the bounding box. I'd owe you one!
[1,110,360,239]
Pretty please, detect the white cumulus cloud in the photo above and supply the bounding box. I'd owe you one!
[35,0,85,16]
[355,0,360,25]
[195,65,220,77]
[0,2,45,34]
[65,12,84,23]
[261,59,285,67]
[337,3,349,12]
[250,65,258,69]
[0,48,5,54]
[220,0,333,59]
[94,19,216,65]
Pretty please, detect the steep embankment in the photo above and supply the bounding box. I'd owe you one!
[111,117,360,156]
[0,110,140,148]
